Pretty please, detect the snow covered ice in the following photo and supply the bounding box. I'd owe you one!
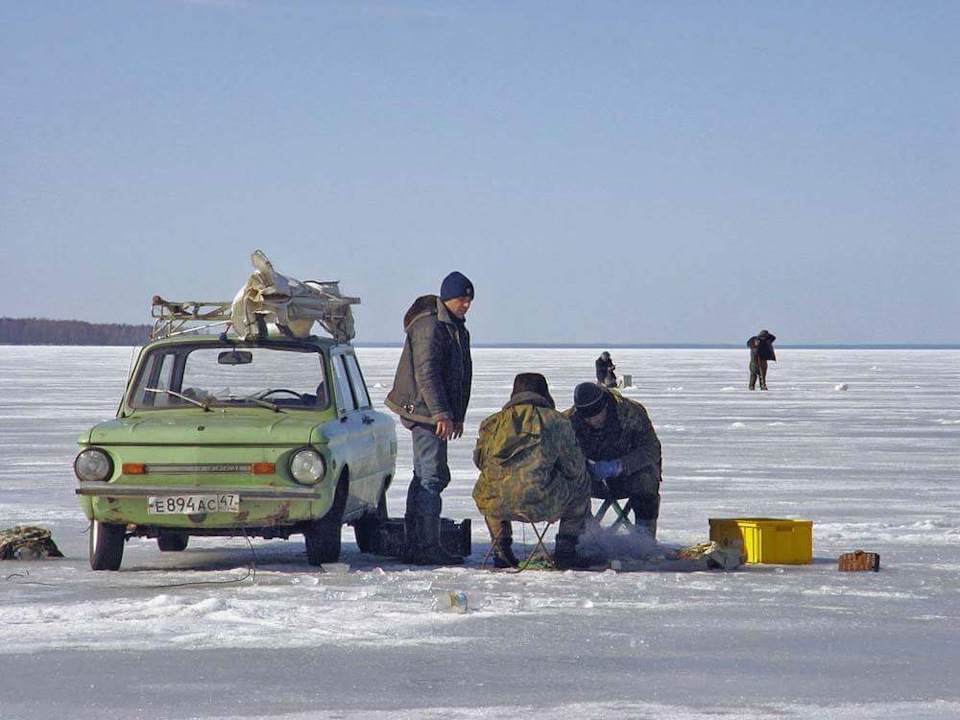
[1,346,958,719]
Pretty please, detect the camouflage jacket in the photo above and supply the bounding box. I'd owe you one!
[565,389,662,484]
[472,392,590,523]
[0,525,64,560]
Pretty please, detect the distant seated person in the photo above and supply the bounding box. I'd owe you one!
[565,382,663,538]
[595,351,617,388]
[472,373,592,569]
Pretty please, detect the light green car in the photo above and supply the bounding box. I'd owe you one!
[74,333,397,570]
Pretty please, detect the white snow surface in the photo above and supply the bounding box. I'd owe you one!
[1,346,958,719]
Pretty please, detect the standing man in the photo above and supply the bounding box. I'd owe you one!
[565,383,663,538]
[747,329,777,390]
[595,351,617,388]
[386,272,474,565]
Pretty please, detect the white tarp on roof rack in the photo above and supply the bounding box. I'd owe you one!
[229,250,359,343]
[151,250,360,343]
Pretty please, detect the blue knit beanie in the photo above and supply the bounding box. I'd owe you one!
[440,271,475,301]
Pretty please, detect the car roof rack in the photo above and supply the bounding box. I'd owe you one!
[150,251,360,344]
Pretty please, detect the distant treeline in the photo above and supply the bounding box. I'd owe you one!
[0,317,151,346]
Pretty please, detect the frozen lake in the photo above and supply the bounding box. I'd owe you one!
[1,346,958,719]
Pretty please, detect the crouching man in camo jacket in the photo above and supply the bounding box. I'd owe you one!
[473,373,592,570]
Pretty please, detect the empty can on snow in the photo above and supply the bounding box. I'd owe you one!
[445,591,468,613]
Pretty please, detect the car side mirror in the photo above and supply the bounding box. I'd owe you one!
[218,350,253,365]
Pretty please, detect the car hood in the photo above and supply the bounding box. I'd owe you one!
[79,411,323,447]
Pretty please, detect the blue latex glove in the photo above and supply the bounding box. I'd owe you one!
[587,459,622,481]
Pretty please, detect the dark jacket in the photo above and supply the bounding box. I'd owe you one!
[386,294,472,426]
[747,331,777,362]
[595,355,616,384]
[564,389,662,485]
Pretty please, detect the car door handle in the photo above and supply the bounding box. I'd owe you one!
[361,415,375,425]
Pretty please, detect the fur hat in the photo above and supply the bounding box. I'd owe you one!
[511,373,554,408]
[440,271,475,301]
[573,382,607,418]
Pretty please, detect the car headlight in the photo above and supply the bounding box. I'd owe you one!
[289,448,326,485]
[74,449,113,482]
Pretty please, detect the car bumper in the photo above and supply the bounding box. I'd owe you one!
[76,484,320,499]
[76,484,331,528]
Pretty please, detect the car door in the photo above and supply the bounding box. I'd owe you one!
[330,350,378,513]
[342,352,395,481]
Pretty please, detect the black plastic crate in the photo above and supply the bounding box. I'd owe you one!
[371,518,471,558]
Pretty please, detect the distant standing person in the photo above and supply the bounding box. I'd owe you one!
[595,351,617,388]
[747,329,777,390]
[386,271,474,565]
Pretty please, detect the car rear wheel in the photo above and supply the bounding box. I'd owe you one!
[353,492,388,553]
[89,520,125,571]
[157,531,189,552]
[304,477,347,566]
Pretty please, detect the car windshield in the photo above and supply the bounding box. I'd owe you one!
[129,344,330,410]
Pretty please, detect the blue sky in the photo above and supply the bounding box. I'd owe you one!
[2,1,957,344]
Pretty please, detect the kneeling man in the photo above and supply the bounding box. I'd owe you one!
[472,373,591,569]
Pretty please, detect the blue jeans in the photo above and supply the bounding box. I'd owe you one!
[405,425,451,517]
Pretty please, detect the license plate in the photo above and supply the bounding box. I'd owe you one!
[147,494,240,515]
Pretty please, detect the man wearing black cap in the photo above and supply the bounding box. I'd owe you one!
[565,383,663,538]
[472,373,591,569]
[386,271,474,565]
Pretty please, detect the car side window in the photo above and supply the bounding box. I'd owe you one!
[131,351,177,407]
[332,354,357,413]
[344,354,372,409]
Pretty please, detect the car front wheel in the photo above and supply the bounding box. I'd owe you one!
[90,520,125,571]
[304,478,347,566]
[353,492,388,553]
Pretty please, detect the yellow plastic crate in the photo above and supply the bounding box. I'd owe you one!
[709,518,813,565]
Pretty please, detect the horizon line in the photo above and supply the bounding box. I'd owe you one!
[2,318,957,349]
[355,342,960,350]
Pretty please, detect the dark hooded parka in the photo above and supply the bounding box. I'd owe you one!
[386,295,472,428]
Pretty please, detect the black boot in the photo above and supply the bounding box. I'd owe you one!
[484,519,518,568]
[636,518,658,540]
[492,535,519,569]
[402,514,421,563]
[415,514,464,566]
[553,534,590,570]
[631,495,660,541]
